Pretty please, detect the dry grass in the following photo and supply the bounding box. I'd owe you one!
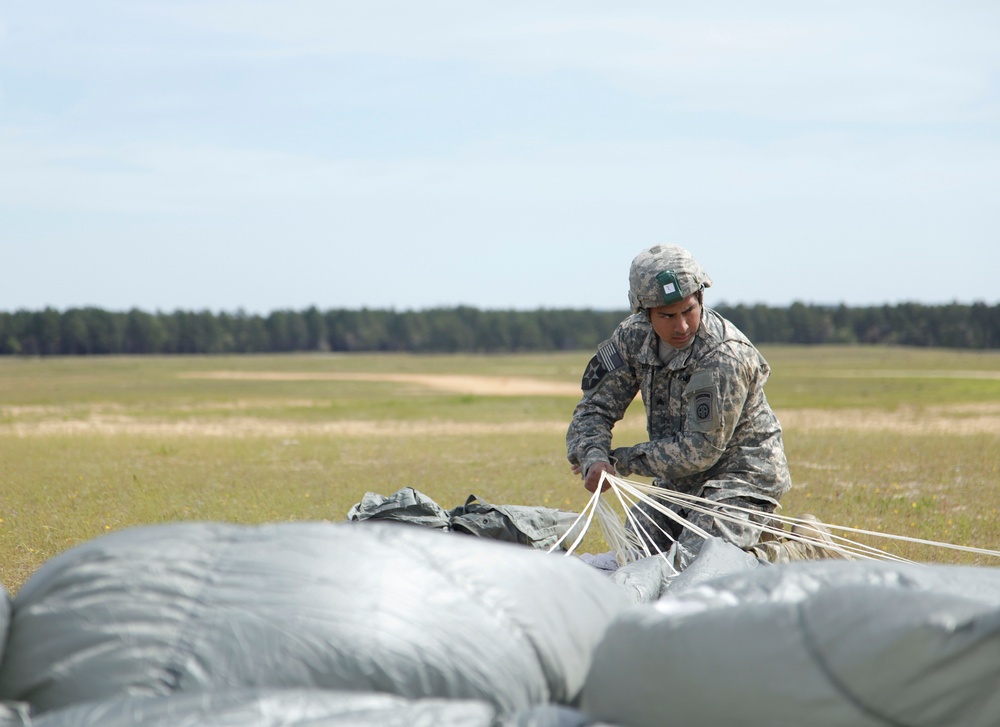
[2,347,999,594]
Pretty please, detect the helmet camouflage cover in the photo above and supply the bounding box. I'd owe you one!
[628,244,713,312]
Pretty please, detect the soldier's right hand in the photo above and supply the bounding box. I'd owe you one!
[583,462,615,493]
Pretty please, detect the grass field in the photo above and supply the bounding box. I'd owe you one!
[2,345,1000,594]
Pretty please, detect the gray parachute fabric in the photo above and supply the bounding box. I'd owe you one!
[0,585,9,666]
[582,559,1000,727]
[346,487,452,530]
[0,521,630,718]
[27,690,496,727]
[610,537,763,604]
[24,692,615,727]
[4,693,616,727]
[348,487,586,550]
[6,692,618,727]
[606,557,675,605]
[448,495,586,550]
[0,702,30,727]
[0,586,18,727]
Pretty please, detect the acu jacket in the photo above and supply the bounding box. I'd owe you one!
[566,307,791,505]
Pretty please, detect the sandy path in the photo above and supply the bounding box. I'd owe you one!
[3,405,998,437]
[3,371,997,437]
[180,371,582,397]
[2,416,572,438]
[778,405,1000,436]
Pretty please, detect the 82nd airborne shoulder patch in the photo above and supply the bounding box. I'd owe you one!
[581,341,625,392]
[694,391,713,424]
[684,369,720,432]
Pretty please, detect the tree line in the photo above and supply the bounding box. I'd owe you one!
[1,302,998,356]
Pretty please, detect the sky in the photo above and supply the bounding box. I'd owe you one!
[1,1,998,314]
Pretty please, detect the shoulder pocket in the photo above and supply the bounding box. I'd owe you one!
[684,370,720,432]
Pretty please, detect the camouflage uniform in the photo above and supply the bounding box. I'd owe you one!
[567,247,791,564]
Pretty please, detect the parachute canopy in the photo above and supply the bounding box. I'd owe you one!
[1,504,999,726]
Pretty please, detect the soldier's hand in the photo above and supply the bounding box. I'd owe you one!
[583,462,615,493]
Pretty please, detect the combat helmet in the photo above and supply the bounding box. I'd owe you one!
[628,244,713,312]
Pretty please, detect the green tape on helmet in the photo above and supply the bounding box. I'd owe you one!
[655,270,683,304]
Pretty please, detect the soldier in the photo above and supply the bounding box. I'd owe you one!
[566,244,793,566]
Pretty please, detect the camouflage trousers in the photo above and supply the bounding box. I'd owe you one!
[625,494,766,550]
[748,514,853,563]
[625,490,849,565]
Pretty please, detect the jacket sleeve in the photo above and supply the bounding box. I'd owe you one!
[611,349,752,480]
[566,329,641,477]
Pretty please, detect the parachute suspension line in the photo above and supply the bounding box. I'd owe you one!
[598,496,673,571]
[597,474,1000,563]
[611,474,714,541]
[616,477,907,563]
[627,477,1000,561]
[601,474,883,563]
[552,471,705,564]
[547,477,666,565]
[604,478,675,566]
[547,474,677,568]
[613,475,921,563]
[548,484,604,556]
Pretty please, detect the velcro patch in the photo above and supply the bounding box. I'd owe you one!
[581,342,625,391]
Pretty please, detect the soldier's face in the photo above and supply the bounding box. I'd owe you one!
[649,294,702,349]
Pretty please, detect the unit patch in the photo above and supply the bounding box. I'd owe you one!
[684,369,720,431]
[581,341,625,392]
[694,391,712,423]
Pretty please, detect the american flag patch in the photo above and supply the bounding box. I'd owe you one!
[581,342,625,391]
[598,342,624,371]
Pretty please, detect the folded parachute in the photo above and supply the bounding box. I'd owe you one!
[0,521,629,720]
[583,558,1000,727]
[4,507,1000,727]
